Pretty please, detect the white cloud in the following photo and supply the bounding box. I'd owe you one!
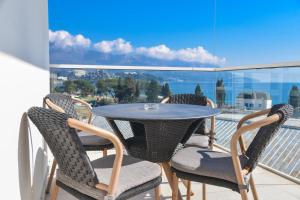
[94,38,133,54]
[49,30,91,49]
[136,45,174,60]
[136,45,225,65]
[49,29,225,65]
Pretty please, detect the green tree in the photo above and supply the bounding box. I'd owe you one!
[123,77,137,102]
[114,77,137,103]
[135,82,140,98]
[146,80,160,102]
[74,80,95,96]
[289,85,300,108]
[114,77,124,101]
[63,80,76,94]
[161,83,171,97]
[216,79,226,107]
[117,77,122,87]
[96,79,107,95]
[103,78,119,98]
[195,83,203,96]
[54,86,64,93]
[104,78,118,88]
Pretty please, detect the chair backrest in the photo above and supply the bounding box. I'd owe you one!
[167,94,208,106]
[27,107,98,187]
[165,94,208,136]
[44,93,79,119]
[245,104,293,171]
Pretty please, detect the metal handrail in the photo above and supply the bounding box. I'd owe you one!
[50,61,300,72]
[50,64,214,71]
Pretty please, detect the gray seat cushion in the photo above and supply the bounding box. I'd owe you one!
[91,116,114,132]
[185,135,209,148]
[77,116,113,147]
[171,147,249,184]
[57,155,161,199]
[78,131,112,146]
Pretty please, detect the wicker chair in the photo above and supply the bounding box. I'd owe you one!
[171,104,293,200]
[161,94,216,148]
[161,94,216,197]
[27,107,162,200]
[43,93,113,193]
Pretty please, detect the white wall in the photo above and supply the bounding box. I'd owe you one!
[0,0,49,199]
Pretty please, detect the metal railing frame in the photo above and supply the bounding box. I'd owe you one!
[50,61,300,71]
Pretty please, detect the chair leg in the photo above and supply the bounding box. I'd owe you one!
[155,185,161,200]
[186,180,191,200]
[239,189,249,200]
[46,160,57,193]
[181,179,194,196]
[202,183,207,200]
[172,173,179,200]
[162,162,182,200]
[249,175,259,200]
[103,148,108,157]
[50,181,59,200]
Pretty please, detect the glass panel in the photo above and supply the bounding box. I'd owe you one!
[215,67,300,180]
[50,66,300,180]
[50,68,216,104]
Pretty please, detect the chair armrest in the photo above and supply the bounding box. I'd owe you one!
[235,108,270,154]
[237,108,270,129]
[206,98,215,109]
[44,98,65,113]
[67,118,123,196]
[72,97,93,124]
[230,113,281,186]
[160,96,170,104]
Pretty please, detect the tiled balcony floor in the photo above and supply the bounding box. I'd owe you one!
[46,150,300,200]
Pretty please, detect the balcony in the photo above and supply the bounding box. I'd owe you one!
[47,150,299,200]
[1,1,300,199]
[47,63,300,199]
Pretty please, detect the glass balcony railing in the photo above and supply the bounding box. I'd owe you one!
[49,63,300,183]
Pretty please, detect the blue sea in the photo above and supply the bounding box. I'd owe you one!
[142,69,300,106]
[168,81,299,105]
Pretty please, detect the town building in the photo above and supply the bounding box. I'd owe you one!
[236,91,272,110]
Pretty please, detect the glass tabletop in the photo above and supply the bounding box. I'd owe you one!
[93,103,221,121]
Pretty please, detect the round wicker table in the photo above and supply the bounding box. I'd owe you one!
[93,103,220,199]
[93,103,221,163]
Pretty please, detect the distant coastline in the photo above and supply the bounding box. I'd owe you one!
[51,67,300,106]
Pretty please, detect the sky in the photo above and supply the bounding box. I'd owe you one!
[49,0,300,67]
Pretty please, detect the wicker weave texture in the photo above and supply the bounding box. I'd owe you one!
[110,118,195,162]
[167,94,208,105]
[166,94,208,136]
[139,120,194,162]
[44,93,79,119]
[28,107,98,187]
[245,104,293,171]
